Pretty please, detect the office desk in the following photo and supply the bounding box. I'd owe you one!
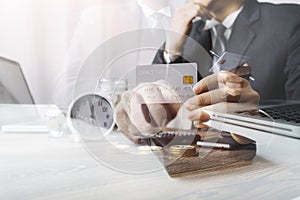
[0,105,299,200]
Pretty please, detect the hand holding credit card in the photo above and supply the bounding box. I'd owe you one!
[209,51,255,81]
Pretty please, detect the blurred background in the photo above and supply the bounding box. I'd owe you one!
[0,0,298,104]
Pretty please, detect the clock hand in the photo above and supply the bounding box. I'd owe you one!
[89,100,96,120]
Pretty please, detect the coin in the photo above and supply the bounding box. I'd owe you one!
[231,133,255,145]
[169,145,196,157]
[138,145,163,152]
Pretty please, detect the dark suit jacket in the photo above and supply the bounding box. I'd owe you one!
[153,0,300,102]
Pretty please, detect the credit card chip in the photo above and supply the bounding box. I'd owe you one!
[183,76,193,85]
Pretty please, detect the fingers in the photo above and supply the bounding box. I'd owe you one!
[186,72,253,110]
[186,89,221,109]
[120,91,132,114]
[193,71,247,94]
[117,81,182,135]
[186,86,246,110]
[230,63,252,77]
[133,81,181,104]
[193,2,214,21]
[116,89,160,135]
[174,2,203,26]
[193,121,210,129]
[129,91,160,133]
[114,100,140,143]
[116,91,145,135]
[114,101,129,135]
[143,103,168,128]
[187,1,213,20]
[162,103,181,120]
[190,0,214,20]
[167,1,214,56]
[135,81,181,128]
[187,109,210,122]
[226,81,243,89]
[186,108,210,129]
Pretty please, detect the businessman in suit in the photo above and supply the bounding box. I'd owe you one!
[149,0,300,128]
[115,0,300,137]
[154,0,300,101]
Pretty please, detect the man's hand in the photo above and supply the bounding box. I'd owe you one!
[185,71,260,128]
[166,1,214,55]
[114,80,181,143]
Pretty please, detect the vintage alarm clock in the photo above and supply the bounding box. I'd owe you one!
[67,93,115,140]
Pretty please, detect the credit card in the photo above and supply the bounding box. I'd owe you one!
[136,63,198,103]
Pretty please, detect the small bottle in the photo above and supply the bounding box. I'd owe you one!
[46,107,65,138]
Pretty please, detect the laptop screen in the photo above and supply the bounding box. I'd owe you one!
[0,57,34,104]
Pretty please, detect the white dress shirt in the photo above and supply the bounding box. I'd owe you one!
[137,0,172,29]
[211,6,244,49]
[164,6,244,63]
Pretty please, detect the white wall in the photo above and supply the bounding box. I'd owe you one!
[0,0,105,104]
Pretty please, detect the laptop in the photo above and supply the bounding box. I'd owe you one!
[0,57,34,104]
[207,102,300,139]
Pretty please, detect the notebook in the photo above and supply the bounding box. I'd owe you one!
[0,57,34,104]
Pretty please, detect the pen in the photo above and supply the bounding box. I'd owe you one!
[197,141,231,149]
[209,50,255,82]
[209,50,220,58]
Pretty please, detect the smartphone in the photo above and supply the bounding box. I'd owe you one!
[209,52,254,81]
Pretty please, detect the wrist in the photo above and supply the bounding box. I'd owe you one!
[163,49,182,63]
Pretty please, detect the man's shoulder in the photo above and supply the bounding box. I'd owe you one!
[255,1,300,27]
[258,1,300,17]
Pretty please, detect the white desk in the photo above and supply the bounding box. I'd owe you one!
[0,105,300,200]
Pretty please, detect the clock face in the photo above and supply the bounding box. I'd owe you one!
[69,94,114,137]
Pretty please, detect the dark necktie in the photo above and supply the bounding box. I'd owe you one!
[213,24,227,59]
[200,29,212,55]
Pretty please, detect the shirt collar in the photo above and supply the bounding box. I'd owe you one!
[222,6,244,29]
[137,0,172,18]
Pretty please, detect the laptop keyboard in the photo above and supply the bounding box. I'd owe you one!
[261,103,300,123]
[235,103,300,125]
